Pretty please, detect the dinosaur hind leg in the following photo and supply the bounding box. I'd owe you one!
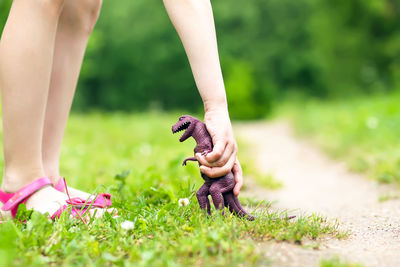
[209,176,236,211]
[196,183,212,215]
[209,190,224,211]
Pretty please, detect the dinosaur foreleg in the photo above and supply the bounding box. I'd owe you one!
[196,182,212,215]
[182,157,198,166]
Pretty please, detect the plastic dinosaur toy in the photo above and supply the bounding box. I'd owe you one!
[172,115,254,221]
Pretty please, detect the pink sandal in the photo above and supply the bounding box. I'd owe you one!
[54,177,112,208]
[0,177,106,220]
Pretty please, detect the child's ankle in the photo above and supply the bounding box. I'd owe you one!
[1,168,45,193]
[43,165,60,185]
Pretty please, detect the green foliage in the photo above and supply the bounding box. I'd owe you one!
[320,256,363,267]
[280,93,400,185]
[308,0,400,96]
[0,112,341,266]
[0,1,399,119]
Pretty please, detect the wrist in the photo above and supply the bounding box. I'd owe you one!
[204,104,231,125]
[203,98,228,114]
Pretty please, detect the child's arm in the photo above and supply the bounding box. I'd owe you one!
[163,0,243,195]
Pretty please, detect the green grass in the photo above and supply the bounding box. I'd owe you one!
[320,256,363,267]
[0,112,340,266]
[278,93,400,185]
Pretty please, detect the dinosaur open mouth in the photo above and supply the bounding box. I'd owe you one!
[173,121,190,134]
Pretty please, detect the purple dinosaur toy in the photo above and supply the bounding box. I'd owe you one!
[172,115,255,221]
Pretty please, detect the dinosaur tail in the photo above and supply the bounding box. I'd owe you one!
[224,192,255,221]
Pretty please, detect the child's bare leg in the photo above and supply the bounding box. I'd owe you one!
[42,0,102,198]
[0,0,73,215]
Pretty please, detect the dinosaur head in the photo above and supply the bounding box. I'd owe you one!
[172,115,200,142]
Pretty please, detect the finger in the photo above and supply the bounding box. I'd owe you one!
[196,153,211,167]
[212,142,235,167]
[205,141,226,163]
[232,159,243,196]
[200,154,236,178]
[196,143,234,168]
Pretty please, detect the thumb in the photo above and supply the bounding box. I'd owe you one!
[232,159,243,196]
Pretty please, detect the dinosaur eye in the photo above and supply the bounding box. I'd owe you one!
[179,117,183,121]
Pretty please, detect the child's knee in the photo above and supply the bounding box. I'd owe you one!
[60,0,102,35]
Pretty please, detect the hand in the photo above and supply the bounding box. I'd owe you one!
[195,108,243,195]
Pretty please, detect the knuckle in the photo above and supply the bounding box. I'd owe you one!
[201,161,211,167]
[209,169,219,178]
[216,160,225,167]
[213,150,223,159]
[220,167,229,175]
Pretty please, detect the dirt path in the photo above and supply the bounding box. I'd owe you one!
[235,121,400,267]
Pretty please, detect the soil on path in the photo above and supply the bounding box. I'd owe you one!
[235,121,400,267]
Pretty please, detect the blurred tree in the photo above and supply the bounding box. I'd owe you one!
[308,0,400,96]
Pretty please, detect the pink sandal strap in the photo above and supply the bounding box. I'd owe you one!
[54,177,66,192]
[93,193,112,208]
[51,204,89,221]
[51,178,113,220]
[54,177,112,208]
[0,191,14,205]
[0,177,112,221]
[51,195,112,220]
[0,177,52,218]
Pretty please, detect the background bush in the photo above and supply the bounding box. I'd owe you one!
[0,0,399,119]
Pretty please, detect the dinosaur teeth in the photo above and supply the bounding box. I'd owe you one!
[173,121,191,134]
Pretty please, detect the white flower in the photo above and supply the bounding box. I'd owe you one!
[120,220,134,230]
[178,198,190,207]
[366,116,379,129]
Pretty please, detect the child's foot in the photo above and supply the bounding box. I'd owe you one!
[0,180,109,220]
[53,177,104,200]
[52,177,116,216]
[61,185,92,200]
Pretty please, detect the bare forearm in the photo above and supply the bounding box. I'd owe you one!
[163,0,227,112]
[164,0,243,195]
